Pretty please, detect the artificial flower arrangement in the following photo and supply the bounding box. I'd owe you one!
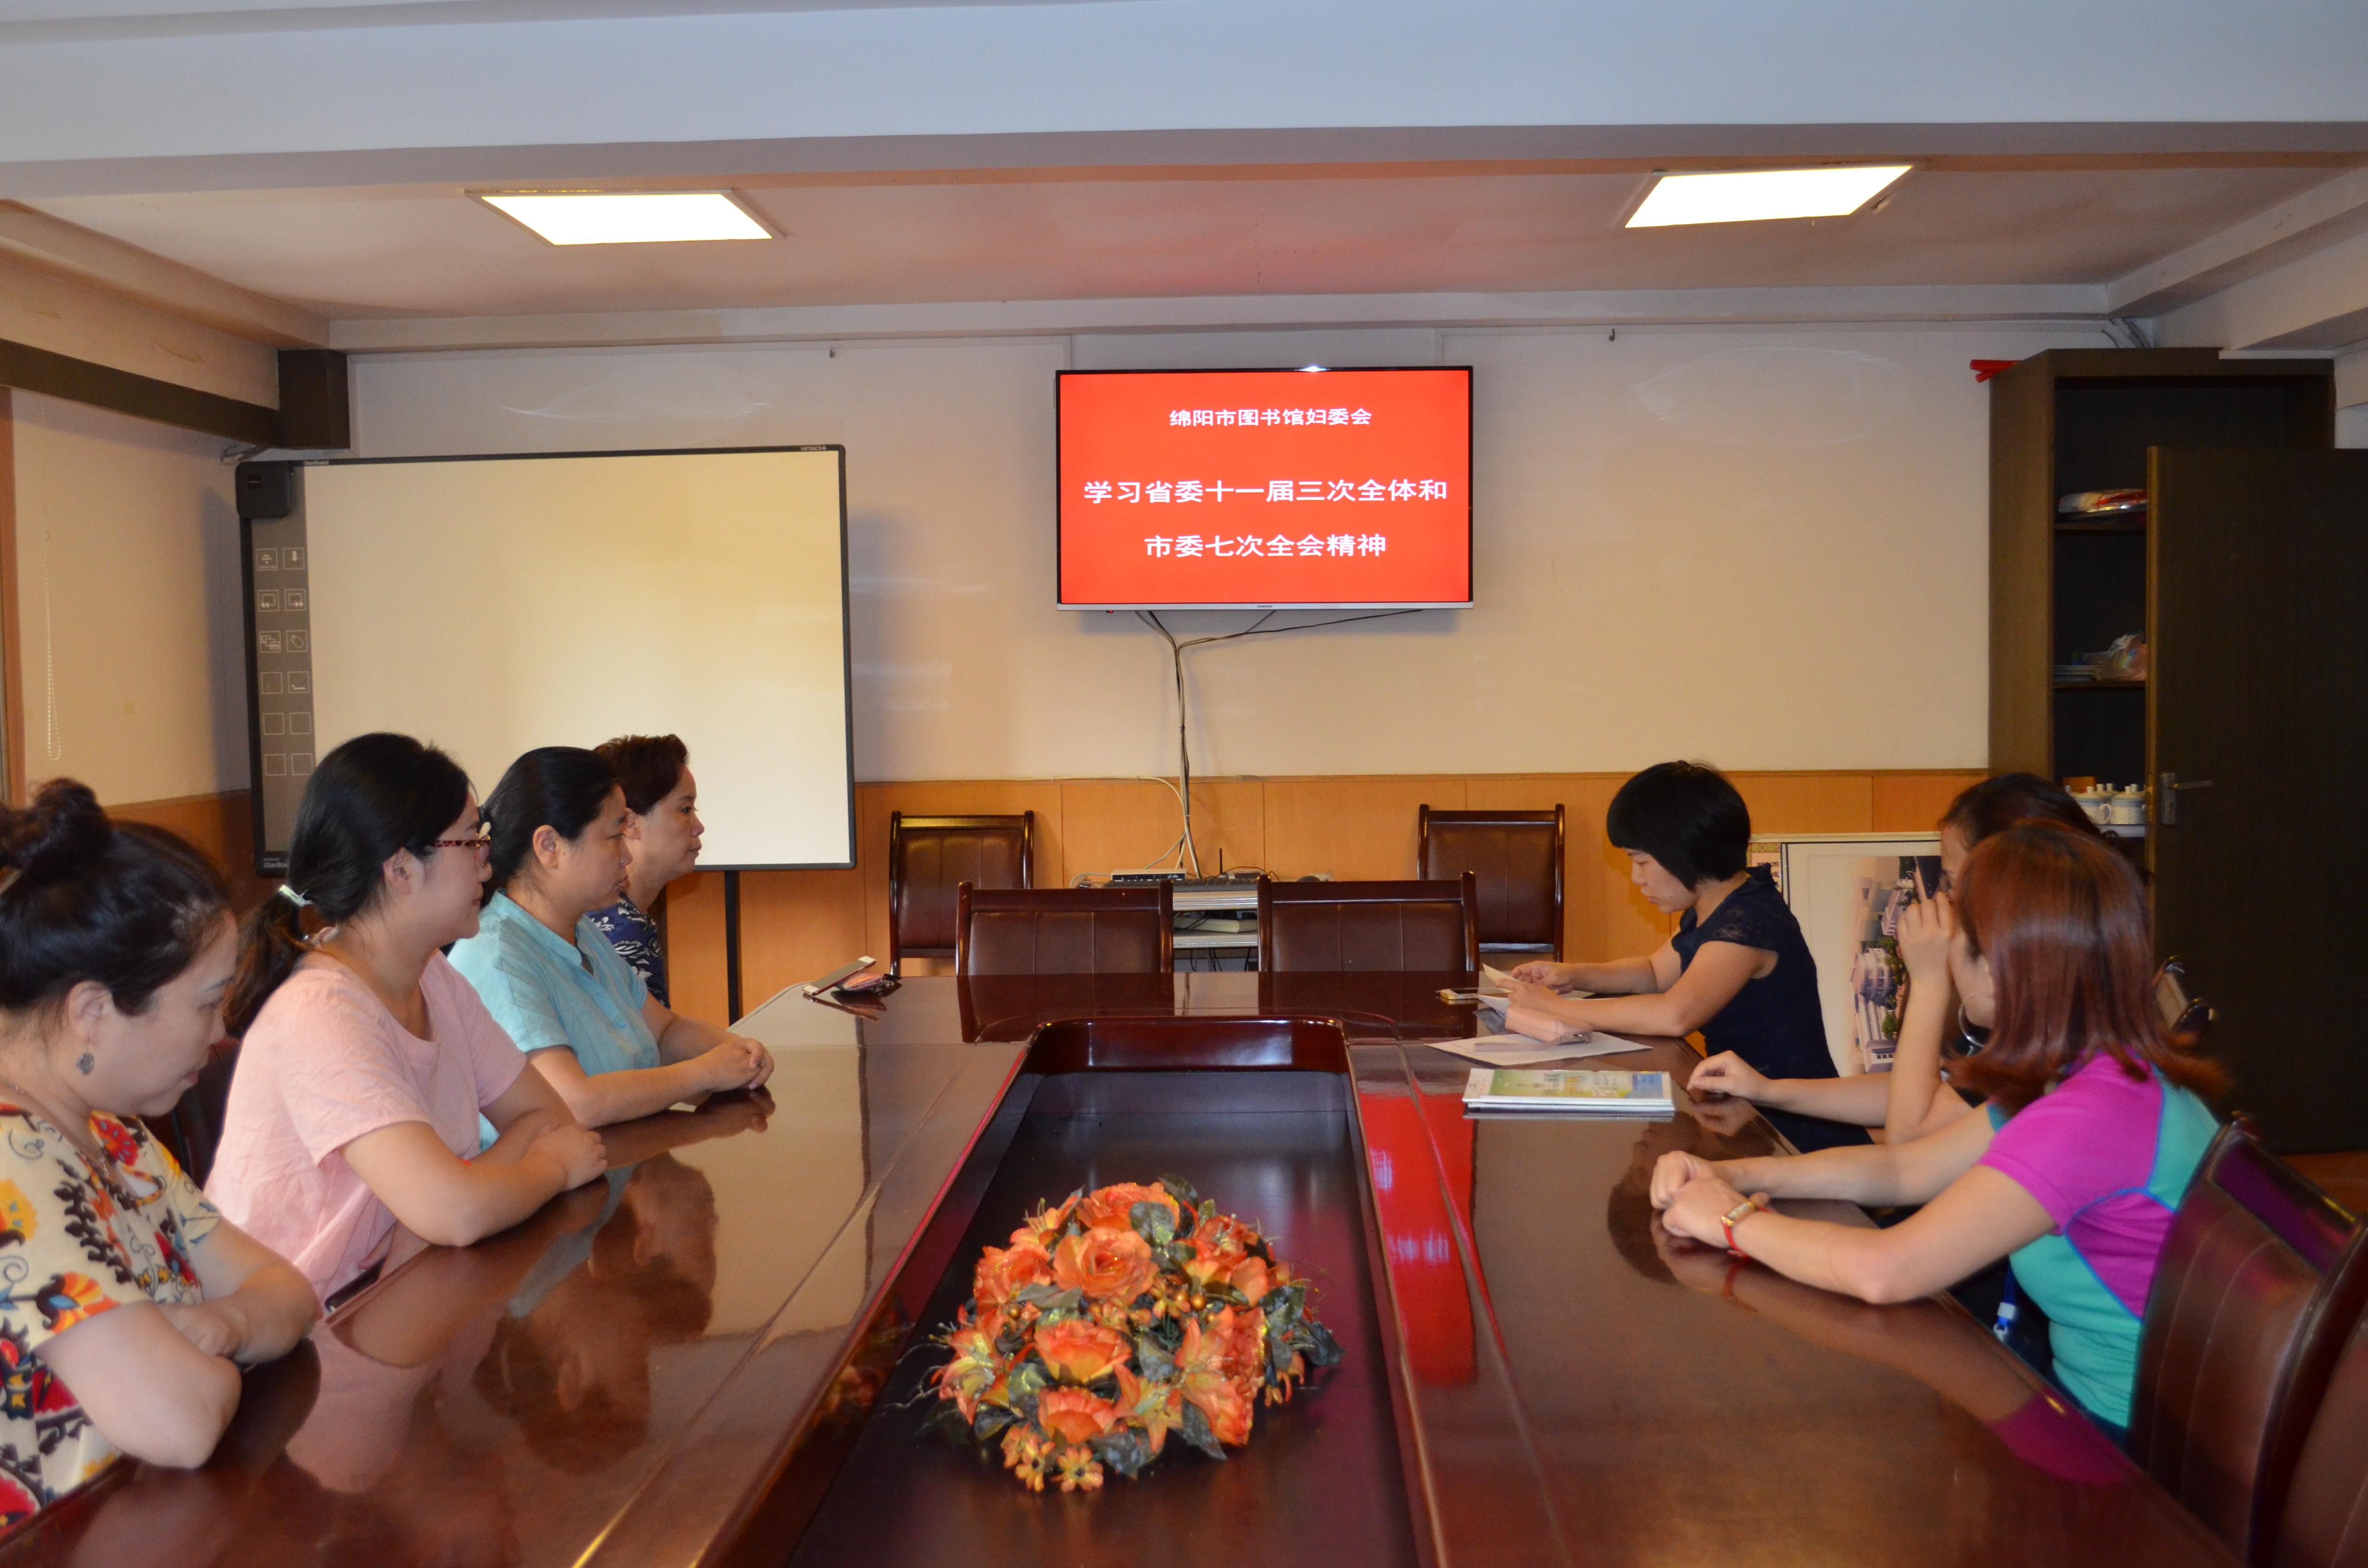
[925,1176,1342,1493]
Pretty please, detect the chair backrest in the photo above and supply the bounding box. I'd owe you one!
[141,1036,241,1186]
[956,883,1173,976]
[2276,1308,2368,1568]
[2132,1119,2368,1563]
[2156,957,2218,1052]
[888,812,1033,974]
[1257,873,1480,977]
[1417,804,1564,958]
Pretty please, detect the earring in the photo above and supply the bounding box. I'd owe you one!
[1954,1004,1991,1057]
[75,1052,94,1076]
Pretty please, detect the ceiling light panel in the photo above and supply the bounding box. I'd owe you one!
[478,191,772,245]
[1626,166,1911,228]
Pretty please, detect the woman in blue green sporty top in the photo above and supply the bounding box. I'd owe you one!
[1650,821,2224,1436]
[451,747,773,1129]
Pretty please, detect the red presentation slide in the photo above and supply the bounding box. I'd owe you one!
[1058,368,1472,607]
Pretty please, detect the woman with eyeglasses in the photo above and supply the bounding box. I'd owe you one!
[1651,821,2223,1438]
[210,733,609,1305]
[1682,773,2106,1143]
[0,782,317,1521]
[448,747,772,1131]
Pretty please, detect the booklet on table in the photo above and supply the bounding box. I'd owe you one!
[1461,1067,1675,1115]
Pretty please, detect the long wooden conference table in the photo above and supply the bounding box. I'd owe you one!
[0,971,2238,1568]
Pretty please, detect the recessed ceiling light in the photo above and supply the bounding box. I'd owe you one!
[1625,166,1911,228]
[476,190,772,245]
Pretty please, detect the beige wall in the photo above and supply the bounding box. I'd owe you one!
[350,321,2098,784]
[9,391,248,803]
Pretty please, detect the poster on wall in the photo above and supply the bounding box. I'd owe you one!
[1750,833,1945,1076]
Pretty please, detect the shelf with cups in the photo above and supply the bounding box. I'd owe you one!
[2053,677,2146,691]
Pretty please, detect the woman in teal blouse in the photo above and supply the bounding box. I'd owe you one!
[450,747,773,1128]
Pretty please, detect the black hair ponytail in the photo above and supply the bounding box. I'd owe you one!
[227,733,471,1035]
[0,780,231,1018]
[483,747,621,903]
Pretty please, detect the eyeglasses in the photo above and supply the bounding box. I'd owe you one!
[429,832,493,858]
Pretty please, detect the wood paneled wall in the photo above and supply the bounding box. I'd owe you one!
[106,789,279,911]
[662,770,1984,1023]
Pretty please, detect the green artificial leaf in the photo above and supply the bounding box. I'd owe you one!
[1088,1372,1122,1401]
[1263,1281,1307,1333]
[1130,1200,1179,1247]
[1203,1281,1249,1309]
[1300,1319,1344,1369]
[1133,1335,1177,1381]
[1143,1315,1185,1356]
[971,1403,1019,1443]
[1011,1283,1084,1313]
[1091,1426,1157,1480]
[1176,1397,1228,1461]
[1157,1175,1203,1214]
[921,1397,974,1445]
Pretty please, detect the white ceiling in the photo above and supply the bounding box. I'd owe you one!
[27,161,2356,323]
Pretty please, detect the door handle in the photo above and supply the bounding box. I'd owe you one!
[2158,772,2216,826]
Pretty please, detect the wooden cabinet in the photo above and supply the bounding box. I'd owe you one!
[1988,349,2332,796]
[1988,349,2368,1152]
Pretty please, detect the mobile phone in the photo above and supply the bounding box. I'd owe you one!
[835,972,899,997]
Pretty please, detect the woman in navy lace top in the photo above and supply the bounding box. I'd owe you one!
[1505,761,1867,1153]
[586,735,702,1008]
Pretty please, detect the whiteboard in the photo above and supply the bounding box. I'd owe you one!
[283,447,851,869]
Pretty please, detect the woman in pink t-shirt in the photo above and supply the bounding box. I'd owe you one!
[209,734,607,1305]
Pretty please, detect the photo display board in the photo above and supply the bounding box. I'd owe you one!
[1057,367,1473,608]
[245,446,853,872]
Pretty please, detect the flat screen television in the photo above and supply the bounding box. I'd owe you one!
[1057,367,1472,609]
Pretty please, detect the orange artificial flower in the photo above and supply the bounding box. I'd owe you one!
[1053,1227,1155,1304]
[1054,1446,1105,1493]
[1013,1195,1079,1248]
[1035,1387,1120,1447]
[1173,1311,1255,1447]
[1220,1303,1268,1385]
[933,1307,1007,1421]
[1115,1362,1184,1456]
[1182,1213,1252,1290]
[1002,1425,1051,1491]
[974,1239,1054,1312]
[1077,1182,1180,1233]
[1226,1254,1273,1306]
[1035,1318,1132,1384]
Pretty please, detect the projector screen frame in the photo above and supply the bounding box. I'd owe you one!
[236,443,856,878]
[1054,365,1475,612]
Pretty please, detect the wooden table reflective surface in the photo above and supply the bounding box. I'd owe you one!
[0,974,2238,1568]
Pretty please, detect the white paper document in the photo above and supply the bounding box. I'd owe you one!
[1420,1033,1647,1068]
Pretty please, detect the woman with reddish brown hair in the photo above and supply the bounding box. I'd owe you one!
[1649,821,2224,1437]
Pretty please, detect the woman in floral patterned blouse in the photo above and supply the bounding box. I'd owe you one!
[0,781,317,1526]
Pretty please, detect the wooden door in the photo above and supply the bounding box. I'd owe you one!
[2150,448,2368,1151]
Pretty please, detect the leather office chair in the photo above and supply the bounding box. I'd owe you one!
[1417,805,1565,961]
[1257,873,1480,977]
[888,811,1033,975]
[2273,1308,2368,1568]
[142,1037,241,1186]
[2131,1119,2368,1563]
[956,883,1174,976]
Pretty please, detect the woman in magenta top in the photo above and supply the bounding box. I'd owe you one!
[208,734,607,1305]
[1651,821,2223,1434]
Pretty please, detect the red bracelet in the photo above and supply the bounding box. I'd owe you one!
[1720,1196,1766,1258]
